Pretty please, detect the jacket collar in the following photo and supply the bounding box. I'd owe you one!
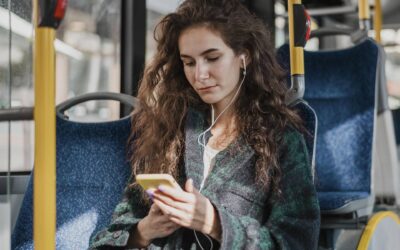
[184,107,254,191]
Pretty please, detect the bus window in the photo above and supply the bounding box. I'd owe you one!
[0,0,123,173]
[56,0,122,122]
[0,2,31,249]
[0,1,33,173]
[146,0,180,62]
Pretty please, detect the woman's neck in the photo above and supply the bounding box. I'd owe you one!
[208,108,238,150]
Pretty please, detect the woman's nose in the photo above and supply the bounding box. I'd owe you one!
[195,62,209,82]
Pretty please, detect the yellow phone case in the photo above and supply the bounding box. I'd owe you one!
[136,174,180,190]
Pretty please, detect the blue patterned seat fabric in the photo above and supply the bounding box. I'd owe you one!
[12,115,132,249]
[277,39,378,213]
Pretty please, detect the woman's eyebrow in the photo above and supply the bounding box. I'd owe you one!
[180,48,219,58]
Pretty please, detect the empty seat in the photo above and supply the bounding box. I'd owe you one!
[278,39,378,215]
[12,93,137,249]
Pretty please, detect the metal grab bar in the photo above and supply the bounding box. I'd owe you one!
[0,107,34,122]
[0,92,139,122]
[56,92,139,115]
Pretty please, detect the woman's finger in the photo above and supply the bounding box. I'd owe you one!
[157,185,193,203]
[160,212,182,223]
[185,179,194,193]
[149,203,162,214]
[153,198,188,221]
[169,216,191,228]
[153,191,192,213]
[146,188,156,199]
[163,221,179,229]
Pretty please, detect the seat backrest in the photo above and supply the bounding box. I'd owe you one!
[291,100,318,176]
[12,114,132,249]
[277,54,318,179]
[277,39,378,194]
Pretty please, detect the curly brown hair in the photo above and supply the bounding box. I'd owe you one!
[128,0,303,196]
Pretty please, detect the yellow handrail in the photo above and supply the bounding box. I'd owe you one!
[358,0,371,30]
[33,0,56,249]
[374,0,382,43]
[358,0,370,20]
[288,0,304,76]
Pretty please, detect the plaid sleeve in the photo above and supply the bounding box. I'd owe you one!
[215,130,320,250]
[89,181,150,249]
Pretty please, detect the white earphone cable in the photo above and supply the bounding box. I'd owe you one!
[194,230,213,250]
[194,56,246,250]
[197,56,247,149]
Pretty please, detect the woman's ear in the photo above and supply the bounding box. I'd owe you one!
[239,50,251,68]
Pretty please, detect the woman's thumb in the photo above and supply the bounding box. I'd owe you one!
[185,178,194,193]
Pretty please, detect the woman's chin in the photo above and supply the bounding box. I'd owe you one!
[199,95,220,105]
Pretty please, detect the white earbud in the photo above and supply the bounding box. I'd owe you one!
[241,55,246,75]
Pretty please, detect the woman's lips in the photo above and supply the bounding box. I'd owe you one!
[198,85,217,91]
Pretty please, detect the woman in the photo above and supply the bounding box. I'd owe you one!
[90,0,320,249]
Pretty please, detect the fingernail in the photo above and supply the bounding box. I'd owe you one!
[146,190,154,199]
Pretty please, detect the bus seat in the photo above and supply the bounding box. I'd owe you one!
[277,39,378,216]
[12,93,137,250]
[282,58,318,178]
[373,44,400,206]
[288,100,318,178]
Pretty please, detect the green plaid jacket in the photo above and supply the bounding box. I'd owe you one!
[89,108,320,250]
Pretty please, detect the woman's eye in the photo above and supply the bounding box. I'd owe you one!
[206,57,219,62]
[183,61,195,67]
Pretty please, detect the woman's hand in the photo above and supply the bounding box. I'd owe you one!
[151,179,222,241]
[130,203,180,247]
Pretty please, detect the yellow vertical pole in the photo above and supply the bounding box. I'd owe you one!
[286,0,306,106]
[288,0,305,76]
[358,0,371,30]
[33,0,56,249]
[358,0,370,20]
[374,0,382,43]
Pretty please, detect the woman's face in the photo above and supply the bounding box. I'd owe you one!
[178,26,244,107]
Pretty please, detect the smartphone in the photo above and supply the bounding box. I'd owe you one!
[136,174,181,191]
